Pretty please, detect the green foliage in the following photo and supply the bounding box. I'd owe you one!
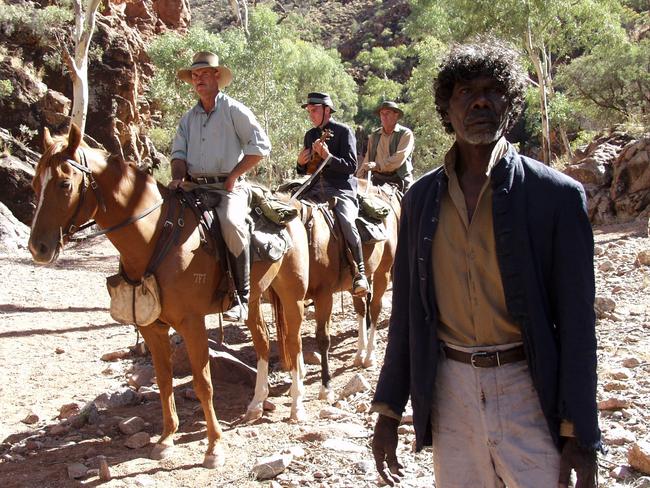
[357,75,404,130]
[404,37,453,174]
[0,3,72,41]
[356,46,409,77]
[555,39,650,126]
[524,89,582,140]
[0,79,13,99]
[405,0,633,156]
[147,5,357,184]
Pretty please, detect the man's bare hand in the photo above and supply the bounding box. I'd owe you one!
[297,148,311,166]
[372,414,403,486]
[224,174,237,192]
[558,438,597,488]
[168,179,183,190]
[312,139,330,160]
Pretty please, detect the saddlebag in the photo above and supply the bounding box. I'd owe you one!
[106,272,162,327]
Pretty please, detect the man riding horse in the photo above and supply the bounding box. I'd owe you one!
[169,51,271,322]
[296,92,369,297]
[357,100,415,193]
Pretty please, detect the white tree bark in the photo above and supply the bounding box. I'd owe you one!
[64,0,102,135]
[228,0,250,38]
[525,24,552,165]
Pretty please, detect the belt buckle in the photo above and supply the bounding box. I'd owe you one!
[470,351,493,368]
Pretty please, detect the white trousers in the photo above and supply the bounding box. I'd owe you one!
[199,182,250,256]
[431,344,560,488]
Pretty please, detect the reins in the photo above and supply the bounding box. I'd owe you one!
[59,149,164,244]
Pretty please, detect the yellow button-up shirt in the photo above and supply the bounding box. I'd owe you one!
[433,138,522,347]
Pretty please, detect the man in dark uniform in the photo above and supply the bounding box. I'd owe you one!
[296,92,369,296]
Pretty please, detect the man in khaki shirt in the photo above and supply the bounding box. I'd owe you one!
[371,40,599,487]
[357,101,414,192]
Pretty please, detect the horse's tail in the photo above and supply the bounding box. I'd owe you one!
[268,287,292,371]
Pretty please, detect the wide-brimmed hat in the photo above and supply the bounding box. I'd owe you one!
[375,100,403,118]
[177,51,233,89]
[301,92,336,113]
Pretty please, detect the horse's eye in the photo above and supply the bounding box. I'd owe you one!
[59,180,73,191]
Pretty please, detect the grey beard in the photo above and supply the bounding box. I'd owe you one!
[463,131,502,145]
[463,115,509,145]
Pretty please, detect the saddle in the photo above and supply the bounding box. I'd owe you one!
[277,178,389,245]
[177,187,294,264]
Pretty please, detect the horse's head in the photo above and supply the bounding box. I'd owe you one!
[28,124,97,264]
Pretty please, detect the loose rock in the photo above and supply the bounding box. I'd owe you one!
[67,462,88,479]
[339,373,371,399]
[598,397,631,410]
[629,441,650,475]
[124,431,150,449]
[98,455,111,481]
[251,453,293,480]
[118,416,145,435]
[101,350,131,362]
[21,412,39,425]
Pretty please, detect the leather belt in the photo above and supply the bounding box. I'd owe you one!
[189,175,228,184]
[443,345,526,368]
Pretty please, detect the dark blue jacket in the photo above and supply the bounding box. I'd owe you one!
[297,119,358,196]
[373,146,601,452]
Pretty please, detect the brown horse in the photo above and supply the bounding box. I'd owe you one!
[298,180,399,402]
[28,124,309,468]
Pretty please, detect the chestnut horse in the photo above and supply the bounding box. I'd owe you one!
[28,124,309,468]
[299,180,399,401]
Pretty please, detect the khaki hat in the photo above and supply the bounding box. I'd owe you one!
[177,51,233,89]
[301,92,337,113]
[375,100,403,118]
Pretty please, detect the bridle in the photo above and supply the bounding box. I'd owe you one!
[56,148,164,244]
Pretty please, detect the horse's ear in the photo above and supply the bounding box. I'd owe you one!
[66,123,82,154]
[42,127,54,152]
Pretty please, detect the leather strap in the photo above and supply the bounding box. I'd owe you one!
[443,345,526,368]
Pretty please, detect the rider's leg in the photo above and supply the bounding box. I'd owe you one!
[333,194,369,297]
[215,184,251,321]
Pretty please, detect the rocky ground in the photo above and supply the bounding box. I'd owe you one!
[0,219,649,487]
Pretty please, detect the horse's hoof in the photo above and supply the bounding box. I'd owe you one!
[150,443,176,460]
[318,385,336,404]
[242,406,263,424]
[362,355,376,369]
[290,405,307,423]
[353,353,365,367]
[203,445,225,469]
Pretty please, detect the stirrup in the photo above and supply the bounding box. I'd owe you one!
[352,273,369,297]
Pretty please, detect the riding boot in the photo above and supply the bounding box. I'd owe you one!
[350,241,369,297]
[223,246,250,322]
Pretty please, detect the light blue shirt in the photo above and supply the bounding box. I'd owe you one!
[171,92,271,176]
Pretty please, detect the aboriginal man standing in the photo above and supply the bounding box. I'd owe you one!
[371,40,601,488]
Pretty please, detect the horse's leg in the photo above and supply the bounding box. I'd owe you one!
[314,291,335,403]
[242,293,270,423]
[138,322,179,461]
[181,316,224,468]
[352,295,368,367]
[365,269,391,368]
[272,285,306,422]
